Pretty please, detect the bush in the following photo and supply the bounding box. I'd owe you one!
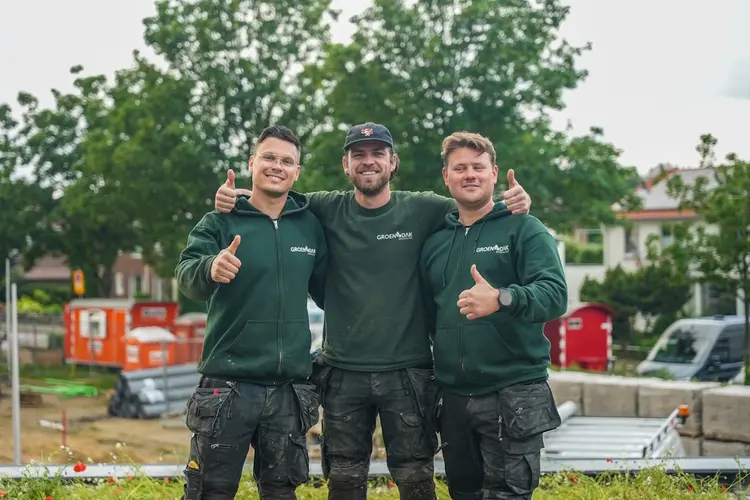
[565,240,603,265]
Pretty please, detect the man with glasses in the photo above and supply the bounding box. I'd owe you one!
[212,123,532,500]
[176,125,328,500]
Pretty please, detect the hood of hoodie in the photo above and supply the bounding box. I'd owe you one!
[231,190,309,217]
[444,201,512,227]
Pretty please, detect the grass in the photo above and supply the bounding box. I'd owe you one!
[0,463,747,499]
[0,363,119,391]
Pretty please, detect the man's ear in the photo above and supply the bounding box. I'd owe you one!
[341,154,349,175]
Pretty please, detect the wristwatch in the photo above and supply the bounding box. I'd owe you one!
[497,288,513,308]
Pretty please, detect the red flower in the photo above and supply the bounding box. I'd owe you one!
[567,473,578,483]
[108,477,116,483]
[73,462,86,473]
[388,481,395,488]
[606,458,613,463]
[45,496,53,500]
[687,485,694,491]
[0,491,5,497]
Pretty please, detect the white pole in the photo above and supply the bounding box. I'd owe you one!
[10,282,22,465]
[5,258,10,370]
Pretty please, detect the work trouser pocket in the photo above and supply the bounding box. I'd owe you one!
[185,383,236,438]
[292,382,321,433]
[496,382,559,495]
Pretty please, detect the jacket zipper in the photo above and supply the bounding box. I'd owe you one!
[458,225,470,385]
[273,219,284,376]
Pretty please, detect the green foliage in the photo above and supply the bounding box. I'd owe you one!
[661,134,750,384]
[18,283,73,306]
[309,0,642,232]
[0,464,745,499]
[564,240,603,264]
[580,260,692,344]
[0,0,658,296]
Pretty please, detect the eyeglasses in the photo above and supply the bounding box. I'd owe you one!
[258,153,297,167]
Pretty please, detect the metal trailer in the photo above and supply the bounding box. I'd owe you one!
[542,400,688,460]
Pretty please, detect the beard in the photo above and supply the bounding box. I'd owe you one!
[349,171,389,196]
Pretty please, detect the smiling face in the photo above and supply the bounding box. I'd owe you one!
[341,141,397,196]
[249,137,300,197]
[441,132,498,210]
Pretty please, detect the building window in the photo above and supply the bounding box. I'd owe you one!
[661,225,674,248]
[624,227,638,255]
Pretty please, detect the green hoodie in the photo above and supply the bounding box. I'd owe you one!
[420,202,568,396]
[175,191,328,384]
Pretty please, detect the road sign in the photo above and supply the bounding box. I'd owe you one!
[72,270,85,296]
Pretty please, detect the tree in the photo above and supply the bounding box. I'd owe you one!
[141,0,337,176]
[580,256,693,345]
[15,69,140,297]
[304,0,642,231]
[87,53,218,280]
[663,134,750,384]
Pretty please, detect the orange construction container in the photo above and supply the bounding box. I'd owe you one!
[172,313,207,364]
[123,326,177,371]
[64,299,180,368]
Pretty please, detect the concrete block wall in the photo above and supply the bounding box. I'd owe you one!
[547,370,750,457]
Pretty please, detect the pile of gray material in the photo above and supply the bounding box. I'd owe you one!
[107,363,200,419]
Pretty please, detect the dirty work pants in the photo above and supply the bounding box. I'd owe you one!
[317,366,439,500]
[181,376,319,500]
[438,380,561,500]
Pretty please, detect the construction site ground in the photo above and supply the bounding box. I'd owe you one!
[0,387,385,466]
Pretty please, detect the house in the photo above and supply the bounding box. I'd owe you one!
[600,166,741,316]
[22,252,178,300]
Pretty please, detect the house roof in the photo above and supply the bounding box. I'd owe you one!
[632,167,715,211]
[616,167,716,221]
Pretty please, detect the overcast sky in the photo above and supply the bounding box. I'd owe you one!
[1,0,748,174]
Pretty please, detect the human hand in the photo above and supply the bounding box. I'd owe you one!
[210,235,242,283]
[503,169,531,214]
[457,265,500,320]
[215,170,252,213]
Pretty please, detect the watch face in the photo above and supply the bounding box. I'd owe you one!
[500,290,512,306]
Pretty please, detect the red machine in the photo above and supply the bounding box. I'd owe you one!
[544,302,616,372]
[63,298,180,368]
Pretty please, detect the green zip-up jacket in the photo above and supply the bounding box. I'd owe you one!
[175,192,328,384]
[420,202,568,396]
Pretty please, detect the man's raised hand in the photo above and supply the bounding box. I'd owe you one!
[215,170,253,213]
[457,264,500,320]
[211,235,242,283]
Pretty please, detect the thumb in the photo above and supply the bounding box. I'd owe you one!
[227,235,241,254]
[225,169,236,188]
[471,264,488,285]
[507,169,518,188]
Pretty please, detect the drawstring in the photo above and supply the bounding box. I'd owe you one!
[441,227,458,287]
[473,221,487,253]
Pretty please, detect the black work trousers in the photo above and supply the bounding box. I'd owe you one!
[314,365,439,500]
[180,376,319,500]
[438,380,561,500]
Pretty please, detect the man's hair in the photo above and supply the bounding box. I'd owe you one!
[440,132,496,167]
[253,125,301,155]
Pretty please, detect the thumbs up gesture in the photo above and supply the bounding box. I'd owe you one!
[211,235,242,283]
[457,264,500,320]
[502,169,531,215]
[215,170,253,213]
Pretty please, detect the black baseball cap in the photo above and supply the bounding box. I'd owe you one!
[343,122,394,151]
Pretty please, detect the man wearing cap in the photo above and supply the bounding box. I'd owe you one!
[212,123,532,500]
